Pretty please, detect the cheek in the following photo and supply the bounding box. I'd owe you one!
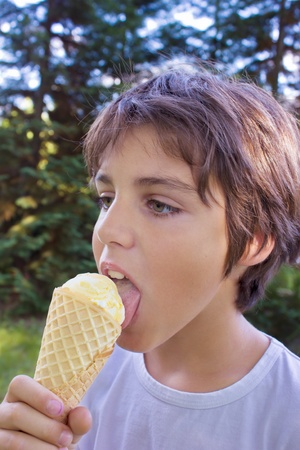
[92,226,103,268]
[148,228,228,302]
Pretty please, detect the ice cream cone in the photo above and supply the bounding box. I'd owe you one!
[34,282,122,419]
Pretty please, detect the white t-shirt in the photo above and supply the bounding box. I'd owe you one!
[77,337,300,450]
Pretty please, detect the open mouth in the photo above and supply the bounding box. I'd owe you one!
[107,270,141,329]
[107,270,127,280]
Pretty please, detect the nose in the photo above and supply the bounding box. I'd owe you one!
[94,198,135,249]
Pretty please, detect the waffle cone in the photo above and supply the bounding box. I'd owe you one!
[34,286,121,417]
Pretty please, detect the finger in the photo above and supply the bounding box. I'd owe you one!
[5,375,66,418]
[0,401,73,448]
[0,429,61,450]
[67,406,92,446]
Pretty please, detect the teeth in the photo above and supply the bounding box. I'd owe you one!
[108,270,125,280]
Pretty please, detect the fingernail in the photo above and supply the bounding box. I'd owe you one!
[46,399,64,416]
[58,430,73,447]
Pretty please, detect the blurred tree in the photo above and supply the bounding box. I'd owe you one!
[186,0,300,99]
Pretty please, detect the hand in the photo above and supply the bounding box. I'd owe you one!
[0,375,92,449]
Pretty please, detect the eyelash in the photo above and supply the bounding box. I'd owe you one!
[147,199,180,217]
[96,196,113,211]
[95,196,181,218]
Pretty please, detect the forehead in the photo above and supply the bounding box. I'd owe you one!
[97,124,179,165]
[97,125,175,166]
[97,125,195,180]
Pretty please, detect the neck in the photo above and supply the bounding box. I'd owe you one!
[144,298,269,393]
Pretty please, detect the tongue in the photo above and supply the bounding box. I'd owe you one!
[114,278,140,329]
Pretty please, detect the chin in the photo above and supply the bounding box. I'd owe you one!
[117,331,159,354]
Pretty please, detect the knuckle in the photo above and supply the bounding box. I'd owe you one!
[8,375,30,394]
[0,431,8,450]
[0,430,24,450]
[6,402,23,428]
[41,419,60,442]
[0,401,17,428]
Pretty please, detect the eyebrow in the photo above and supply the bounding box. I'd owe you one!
[135,176,196,192]
[95,173,196,193]
[95,173,113,185]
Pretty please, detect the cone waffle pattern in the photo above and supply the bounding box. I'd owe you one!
[34,287,121,412]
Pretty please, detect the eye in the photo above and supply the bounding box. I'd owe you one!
[148,199,180,216]
[97,196,114,210]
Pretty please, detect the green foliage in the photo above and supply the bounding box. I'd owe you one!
[0,110,98,315]
[0,318,44,401]
[246,265,300,350]
[0,172,98,314]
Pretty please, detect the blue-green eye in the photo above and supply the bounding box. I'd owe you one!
[97,196,114,210]
[148,199,180,216]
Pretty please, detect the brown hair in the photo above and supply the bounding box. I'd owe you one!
[83,67,300,311]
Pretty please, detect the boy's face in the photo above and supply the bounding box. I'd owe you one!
[92,125,231,353]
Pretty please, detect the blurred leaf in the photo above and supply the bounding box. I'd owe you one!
[246,265,300,350]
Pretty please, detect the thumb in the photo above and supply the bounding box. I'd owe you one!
[67,406,92,448]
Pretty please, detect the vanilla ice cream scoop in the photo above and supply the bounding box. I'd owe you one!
[62,273,125,325]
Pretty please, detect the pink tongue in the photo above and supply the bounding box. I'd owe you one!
[115,279,140,329]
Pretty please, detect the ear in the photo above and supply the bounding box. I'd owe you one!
[238,233,275,268]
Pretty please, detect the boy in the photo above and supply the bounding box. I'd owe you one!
[0,66,300,449]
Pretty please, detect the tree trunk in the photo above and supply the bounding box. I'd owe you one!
[272,0,287,97]
[31,0,53,161]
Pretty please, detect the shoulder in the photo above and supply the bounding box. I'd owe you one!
[264,336,300,402]
[269,336,300,376]
[264,338,300,444]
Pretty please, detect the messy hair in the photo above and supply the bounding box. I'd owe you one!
[83,66,300,312]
